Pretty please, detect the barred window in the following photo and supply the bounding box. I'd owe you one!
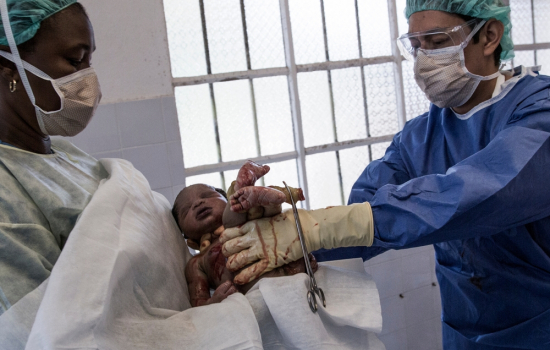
[163,0,547,210]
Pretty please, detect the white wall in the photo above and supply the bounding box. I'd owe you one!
[64,1,442,350]
[59,0,185,204]
[79,0,173,104]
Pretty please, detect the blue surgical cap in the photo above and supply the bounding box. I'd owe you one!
[0,0,78,46]
[405,0,514,61]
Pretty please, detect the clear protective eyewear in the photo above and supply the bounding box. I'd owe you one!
[397,19,486,61]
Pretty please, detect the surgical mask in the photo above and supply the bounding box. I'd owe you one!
[0,0,102,137]
[399,20,500,108]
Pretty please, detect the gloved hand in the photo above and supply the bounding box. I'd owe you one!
[219,202,374,285]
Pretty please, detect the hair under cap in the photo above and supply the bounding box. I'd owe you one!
[0,0,78,46]
[405,0,514,61]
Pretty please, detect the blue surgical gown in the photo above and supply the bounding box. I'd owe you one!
[314,68,550,349]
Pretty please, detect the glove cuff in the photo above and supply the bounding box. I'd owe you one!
[312,202,374,250]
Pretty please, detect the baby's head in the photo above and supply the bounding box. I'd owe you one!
[172,184,227,244]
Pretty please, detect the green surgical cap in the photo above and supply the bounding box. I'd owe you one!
[0,0,78,46]
[405,0,514,61]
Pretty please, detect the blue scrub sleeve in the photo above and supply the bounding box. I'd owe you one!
[370,125,550,249]
[314,134,412,262]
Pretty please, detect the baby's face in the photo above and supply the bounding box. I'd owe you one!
[175,184,227,241]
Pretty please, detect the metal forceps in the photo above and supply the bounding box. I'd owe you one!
[283,181,326,313]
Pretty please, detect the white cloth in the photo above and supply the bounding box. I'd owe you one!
[247,260,384,350]
[2,158,384,349]
[25,158,262,350]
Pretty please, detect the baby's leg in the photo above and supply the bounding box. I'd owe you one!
[235,160,270,190]
[186,255,237,307]
[230,186,286,212]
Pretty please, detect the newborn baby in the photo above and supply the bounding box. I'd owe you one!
[172,161,318,307]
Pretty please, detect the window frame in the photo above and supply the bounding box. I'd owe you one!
[167,0,547,210]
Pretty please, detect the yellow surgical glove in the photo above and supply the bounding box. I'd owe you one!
[220,202,374,285]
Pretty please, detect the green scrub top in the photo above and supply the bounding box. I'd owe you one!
[0,139,108,315]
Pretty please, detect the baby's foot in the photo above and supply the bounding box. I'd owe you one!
[230,186,286,212]
[207,281,238,305]
[235,160,270,190]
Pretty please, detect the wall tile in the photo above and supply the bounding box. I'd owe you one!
[155,187,174,204]
[365,258,404,298]
[379,330,408,350]
[162,96,181,142]
[434,317,443,350]
[364,249,403,267]
[122,144,172,190]
[380,295,406,335]
[404,285,436,327]
[117,98,166,148]
[401,251,433,291]
[91,150,123,159]
[172,184,185,205]
[406,316,439,350]
[433,283,442,317]
[69,104,121,154]
[167,141,185,186]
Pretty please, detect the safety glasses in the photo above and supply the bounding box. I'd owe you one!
[397,19,486,61]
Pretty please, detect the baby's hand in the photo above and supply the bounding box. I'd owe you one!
[230,186,286,212]
[207,281,238,305]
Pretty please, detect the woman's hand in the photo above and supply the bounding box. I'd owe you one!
[220,203,375,285]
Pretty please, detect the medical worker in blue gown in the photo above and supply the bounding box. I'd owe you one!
[0,0,106,316]
[221,1,550,349]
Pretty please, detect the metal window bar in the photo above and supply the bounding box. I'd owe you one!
[176,0,550,192]
[388,0,407,130]
[239,0,265,187]
[530,0,536,66]
[354,0,373,163]
[279,0,310,209]
[319,0,346,206]
[198,0,226,190]
[173,56,395,87]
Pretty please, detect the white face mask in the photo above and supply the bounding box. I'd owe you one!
[0,0,102,137]
[413,21,500,109]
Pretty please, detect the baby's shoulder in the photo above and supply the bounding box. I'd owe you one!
[185,252,205,274]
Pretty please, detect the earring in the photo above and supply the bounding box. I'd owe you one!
[9,80,16,93]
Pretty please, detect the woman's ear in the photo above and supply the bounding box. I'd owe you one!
[482,19,504,59]
[0,55,19,85]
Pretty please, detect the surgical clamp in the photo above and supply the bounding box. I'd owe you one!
[283,181,326,313]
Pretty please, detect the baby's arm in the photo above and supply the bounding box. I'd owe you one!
[229,185,305,212]
[222,160,271,228]
[185,255,237,307]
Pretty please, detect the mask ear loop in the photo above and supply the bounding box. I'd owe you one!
[0,0,52,134]
[461,20,487,49]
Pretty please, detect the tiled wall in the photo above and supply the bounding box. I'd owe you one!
[364,246,443,350]
[60,95,185,206]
